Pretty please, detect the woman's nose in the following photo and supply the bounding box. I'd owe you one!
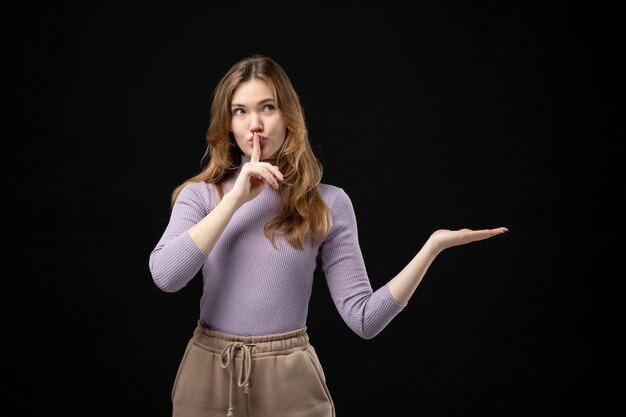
[249,114,263,132]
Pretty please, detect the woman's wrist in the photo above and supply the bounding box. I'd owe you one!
[220,190,245,211]
[423,236,444,258]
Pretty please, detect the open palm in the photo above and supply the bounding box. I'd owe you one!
[429,227,508,252]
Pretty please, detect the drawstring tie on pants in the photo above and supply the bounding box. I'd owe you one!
[220,341,256,417]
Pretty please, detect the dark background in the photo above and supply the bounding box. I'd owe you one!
[4,2,619,416]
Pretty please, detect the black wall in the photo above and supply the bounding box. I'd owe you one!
[4,2,618,416]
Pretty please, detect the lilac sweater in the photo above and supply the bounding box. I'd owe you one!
[149,155,406,338]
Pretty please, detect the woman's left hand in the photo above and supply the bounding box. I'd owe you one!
[427,227,508,253]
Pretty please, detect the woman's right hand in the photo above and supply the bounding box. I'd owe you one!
[228,133,284,205]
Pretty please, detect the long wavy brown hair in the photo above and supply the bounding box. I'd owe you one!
[170,54,331,250]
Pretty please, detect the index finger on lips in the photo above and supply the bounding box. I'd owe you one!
[251,133,261,163]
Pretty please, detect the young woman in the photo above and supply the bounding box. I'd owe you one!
[149,54,507,417]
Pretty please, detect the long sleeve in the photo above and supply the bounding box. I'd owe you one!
[318,188,406,339]
[149,183,210,292]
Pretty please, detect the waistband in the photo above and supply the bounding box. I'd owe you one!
[193,321,311,416]
[193,321,310,357]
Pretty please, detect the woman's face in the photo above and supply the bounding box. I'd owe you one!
[230,78,286,160]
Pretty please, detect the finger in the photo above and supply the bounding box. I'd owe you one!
[251,133,261,163]
[477,227,509,239]
[462,229,493,242]
[249,167,279,189]
[272,166,285,181]
[260,162,285,181]
[486,227,508,235]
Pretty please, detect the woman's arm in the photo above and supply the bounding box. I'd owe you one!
[387,227,508,304]
[187,192,243,255]
[150,135,284,292]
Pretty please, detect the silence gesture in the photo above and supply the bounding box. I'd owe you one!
[152,55,511,417]
[229,132,284,205]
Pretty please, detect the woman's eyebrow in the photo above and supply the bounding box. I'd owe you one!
[231,98,276,108]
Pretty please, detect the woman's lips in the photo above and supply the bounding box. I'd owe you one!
[249,135,266,145]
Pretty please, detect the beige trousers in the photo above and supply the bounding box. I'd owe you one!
[172,322,335,417]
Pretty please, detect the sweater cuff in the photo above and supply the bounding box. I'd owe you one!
[181,230,209,260]
[384,282,408,308]
[152,231,208,292]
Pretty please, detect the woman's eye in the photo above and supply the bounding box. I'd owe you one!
[233,108,244,115]
[262,104,275,111]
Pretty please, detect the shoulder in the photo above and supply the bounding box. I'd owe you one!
[178,180,210,196]
[317,182,354,212]
[176,181,213,211]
